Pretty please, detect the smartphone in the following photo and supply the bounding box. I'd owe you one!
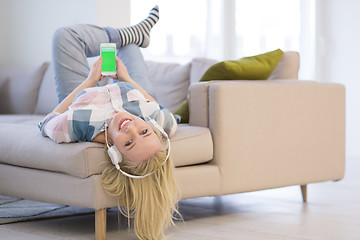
[100,43,116,76]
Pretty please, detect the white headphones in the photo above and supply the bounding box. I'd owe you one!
[104,116,171,179]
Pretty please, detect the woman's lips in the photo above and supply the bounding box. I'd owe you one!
[119,118,132,130]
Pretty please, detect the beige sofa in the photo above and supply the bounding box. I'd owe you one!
[0,52,345,240]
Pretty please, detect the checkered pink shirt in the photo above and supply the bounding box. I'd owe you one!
[39,82,178,143]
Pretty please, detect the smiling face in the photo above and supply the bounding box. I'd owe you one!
[107,112,162,164]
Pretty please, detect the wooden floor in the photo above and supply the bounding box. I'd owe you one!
[1,156,359,240]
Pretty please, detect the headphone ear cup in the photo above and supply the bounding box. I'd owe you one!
[107,146,123,168]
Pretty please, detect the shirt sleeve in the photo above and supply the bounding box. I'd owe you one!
[38,112,71,143]
[152,105,178,138]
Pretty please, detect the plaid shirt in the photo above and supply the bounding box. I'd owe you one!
[39,82,178,143]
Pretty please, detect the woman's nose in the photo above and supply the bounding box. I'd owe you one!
[125,122,137,134]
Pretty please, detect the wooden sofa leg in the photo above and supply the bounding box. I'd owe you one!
[95,208,107,240]
[300,185,307,203]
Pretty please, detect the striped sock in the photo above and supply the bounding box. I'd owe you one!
[118,5,159,48]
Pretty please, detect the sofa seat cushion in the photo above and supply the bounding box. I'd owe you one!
[0,116,213,178]
[170,124,213,167]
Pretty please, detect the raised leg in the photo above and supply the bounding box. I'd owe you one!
[95,208,107,240]
[117,44,154,96]
[52,24,109,102]
[300,184,307,203]
[52,24,154,103]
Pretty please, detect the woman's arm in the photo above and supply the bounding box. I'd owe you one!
[52,57,105,114]
[111,56,158,103]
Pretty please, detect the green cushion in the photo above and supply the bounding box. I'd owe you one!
[174,49,284,123]
[173,99,189,123]
[200,49,283,81]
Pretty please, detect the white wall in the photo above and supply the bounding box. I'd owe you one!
[316,0,360,158]
[0,0,130,66]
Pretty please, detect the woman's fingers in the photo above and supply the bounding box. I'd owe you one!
[87,56,104,82]
[115,57,131,82]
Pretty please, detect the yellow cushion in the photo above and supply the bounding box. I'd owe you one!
[200,49,283,81]
[173,99,189,123]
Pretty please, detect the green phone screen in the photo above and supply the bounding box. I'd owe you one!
[101,46,116,72]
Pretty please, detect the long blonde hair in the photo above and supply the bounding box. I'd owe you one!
[102,128,180,240]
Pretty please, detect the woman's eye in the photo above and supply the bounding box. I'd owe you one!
[141,129,148,135]
[125,140,132,147]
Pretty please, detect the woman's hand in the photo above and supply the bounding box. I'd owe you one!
[87,57,105,84]
[110,56,132,83]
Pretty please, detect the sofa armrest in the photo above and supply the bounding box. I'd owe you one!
[188,81,213,127]
[192,79,345,195]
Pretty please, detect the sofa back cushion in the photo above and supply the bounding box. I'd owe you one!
[35,61,192,115]
[190,58,218,83]
[268,51,300,80]
[0,63,48,114]
[146,61,191,112]
[34,63,59,115]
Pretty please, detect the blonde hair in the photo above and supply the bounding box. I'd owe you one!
[102,128,180,240]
